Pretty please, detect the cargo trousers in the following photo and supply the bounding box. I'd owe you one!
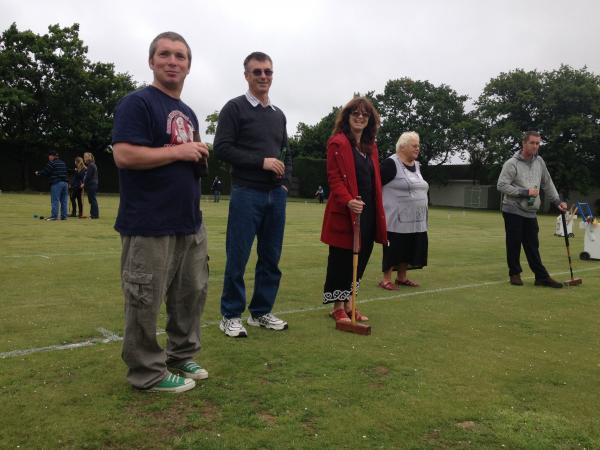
[120,224,208,389]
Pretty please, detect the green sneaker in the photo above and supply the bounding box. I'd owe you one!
[148,372,196,393]
[169,360,209,380]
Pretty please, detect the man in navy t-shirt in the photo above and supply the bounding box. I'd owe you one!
[111,32,210,393]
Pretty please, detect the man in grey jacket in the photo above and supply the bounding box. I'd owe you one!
[497,131,568,288]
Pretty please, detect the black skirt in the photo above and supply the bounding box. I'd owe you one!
[322,240,375,304]
[382,231,428,272]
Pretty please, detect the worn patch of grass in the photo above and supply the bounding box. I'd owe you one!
[1,192,599,449]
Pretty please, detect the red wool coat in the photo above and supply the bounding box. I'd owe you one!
[320,132,387,249]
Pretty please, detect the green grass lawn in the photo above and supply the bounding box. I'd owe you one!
[1,192,599,450]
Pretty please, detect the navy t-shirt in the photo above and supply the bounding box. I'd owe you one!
[112,85,202,236]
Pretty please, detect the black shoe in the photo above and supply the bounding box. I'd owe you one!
[534,277,563,288]
[510,274,523,286]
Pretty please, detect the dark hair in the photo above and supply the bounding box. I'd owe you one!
[48,150,58,156]
[522,130,541,143]
[243,52,272,71]
[332,97,380,154]
[149,32,192,66]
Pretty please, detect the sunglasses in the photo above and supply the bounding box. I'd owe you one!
[350,110,370,118]
[249,68,274,77]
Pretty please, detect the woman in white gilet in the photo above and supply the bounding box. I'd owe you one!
[378,132,429,289]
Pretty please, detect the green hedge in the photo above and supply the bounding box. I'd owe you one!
[215,156,329,198]
[292,157,327,198]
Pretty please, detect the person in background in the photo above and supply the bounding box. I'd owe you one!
[320,97,387,324]
[315,185,324,203]
[214,51,292,338]
[70,156,86,218]
[82,152,99,219]
[211,175,222,202]
[35,150,68,221]
[497,131,568,288]
[378,131,429,290]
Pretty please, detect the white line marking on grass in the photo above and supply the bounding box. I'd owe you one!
[2,266,598,359]
[275,266,600,316]
[97,327,121,340]
[0,327,122,359]
[3,254,52,259]
[2,251,120,259]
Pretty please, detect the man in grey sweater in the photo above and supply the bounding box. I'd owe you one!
[497,131,568,288]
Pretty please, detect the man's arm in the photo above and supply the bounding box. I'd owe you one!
[497,159,529,197]
[113,142,209,170]
[213,101,265,169]
[281,127,292,188]
[539,158,567,210]
[36,161,53,177]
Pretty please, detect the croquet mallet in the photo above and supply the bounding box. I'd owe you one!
[336,209,371,335]
[561,210,582,286]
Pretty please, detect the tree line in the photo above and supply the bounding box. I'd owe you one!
[0,23,136,190]
[2,23,600,197]
[290,71,600,197]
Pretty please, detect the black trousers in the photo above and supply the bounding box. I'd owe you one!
[70,188,83,216]
[502,212,549,279]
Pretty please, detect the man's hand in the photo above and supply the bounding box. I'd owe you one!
[528,188,539,197]
[263,157,285,177]
[558,202,568,212]
[347,198,365,214]
[174,142,209,162]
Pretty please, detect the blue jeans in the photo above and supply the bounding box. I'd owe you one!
[86,186,99,218]
[50,181,68,219]
[221,185,287,318]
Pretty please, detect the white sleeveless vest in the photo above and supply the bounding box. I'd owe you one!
[382,154,429,233]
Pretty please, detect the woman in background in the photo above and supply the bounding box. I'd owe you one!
[70,156,86,218]
[83,152,99,219]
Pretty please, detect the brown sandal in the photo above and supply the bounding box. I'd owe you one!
[378,280,398,290]
[330,308,350,323]
[345,308,369,322]
[395,278,419,287]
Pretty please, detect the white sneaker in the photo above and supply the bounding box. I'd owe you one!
[247,313,288,331]
[219,317,248,338]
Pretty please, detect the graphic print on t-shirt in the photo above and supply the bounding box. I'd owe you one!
[167,110,195,145]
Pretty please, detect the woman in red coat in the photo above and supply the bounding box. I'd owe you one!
[321,97,387,323]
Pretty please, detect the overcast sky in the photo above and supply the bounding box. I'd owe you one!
[3,0,600,144]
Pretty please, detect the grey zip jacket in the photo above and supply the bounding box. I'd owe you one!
[497,151,561,218]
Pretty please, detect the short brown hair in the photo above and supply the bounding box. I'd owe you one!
[149,32,192,66]
[243,52,272,71]
[522,131,541,143]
